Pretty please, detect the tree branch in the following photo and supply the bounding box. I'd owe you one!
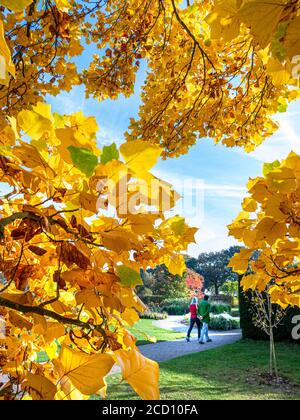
[0,212,39,238]
[170,0,215,70]
[0,295,107,338]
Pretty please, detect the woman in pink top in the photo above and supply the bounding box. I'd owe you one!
[186,297,202,342]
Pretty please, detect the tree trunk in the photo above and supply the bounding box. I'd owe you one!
[214,283,219,295]
[268,297,273,376]
[272,335,279,381]
[269,326,274,376]
[268,297,279,381]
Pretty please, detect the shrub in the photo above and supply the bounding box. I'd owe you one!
[162,299,232,316]
[163,304,187,315]
[210,302,232,315]
[162,298,190,315]
[141,295,165,308]
[140,311,168,320]
[209,314,240,331]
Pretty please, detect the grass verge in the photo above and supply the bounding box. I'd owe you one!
[130,319,186,346]
[106,340,300,400]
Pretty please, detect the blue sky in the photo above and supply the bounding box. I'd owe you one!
[48,67,300,257]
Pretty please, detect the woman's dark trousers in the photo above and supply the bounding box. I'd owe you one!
[187,318,202,340]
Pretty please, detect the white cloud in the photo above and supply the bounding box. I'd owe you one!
[249,113,300,162]
[151,168,244,255]
[152,168,246,199]
[187,219,240,257]
[47,88,86,114]
[96,127,123,148]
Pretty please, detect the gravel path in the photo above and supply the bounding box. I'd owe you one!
[110,316,242,374]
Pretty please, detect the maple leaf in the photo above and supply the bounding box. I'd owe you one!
[117,266,144,288]
[58,243,90,270]
[0,20,15,86]
[101,143,119,164]
[57,345,114,395]
[115,347,160,400]
[25,373,57,400]
[68,146,98,177]
[0,1,33,12]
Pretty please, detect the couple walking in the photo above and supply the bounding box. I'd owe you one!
[186,295,212,345]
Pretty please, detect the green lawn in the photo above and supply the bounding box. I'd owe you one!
[130,319,186,346]
[106,340,300,400]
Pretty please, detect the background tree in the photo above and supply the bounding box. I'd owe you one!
[186,246,240,295]
[220,281,239,299]
[185,269,204,299]
[145,265,189,301]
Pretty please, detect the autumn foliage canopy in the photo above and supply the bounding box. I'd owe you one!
[0,0,300,400]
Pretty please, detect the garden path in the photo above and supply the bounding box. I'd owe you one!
[109,316,242,374]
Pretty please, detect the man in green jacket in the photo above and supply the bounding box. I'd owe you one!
[198,295,212,345]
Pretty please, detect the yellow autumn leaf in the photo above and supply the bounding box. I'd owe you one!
[68,111,99,149]
[44,323,66,343]
[242,197,257,212]
[228,248,253,275]
[268,285,289,308]
[121,308,140,327]
[264,194,287,221]
[241,273,269,293]
[205,0,240,42]
[247,178,270,202]
[115,347,160,400]
[77,191,98,214]
[266,58,293,88]
[126,213,156,235]
[283,16,300,60]
[17,103,54,140]
[54,0,72,12]
[101,229,139,254]
[255,217,287,245]
[267,166,297,193]
[25,372,57,400]
[0,0,33,12]
[0,20,15,86]
[165,254,186,277]
[237,0,285,49]
[75,289,101,309]
[241,273,258,291]
[13,141,55,178]
[290,223,300,239]
[120,140,162,176]
[57,345,114,395]
[0,123,17,146]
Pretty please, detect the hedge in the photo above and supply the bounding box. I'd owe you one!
[162,298,190,315]
[239,276,300,343]
[210,302,231,315]
[140,311,168,320]
[182,313,240,331]
[209,314,240,331]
